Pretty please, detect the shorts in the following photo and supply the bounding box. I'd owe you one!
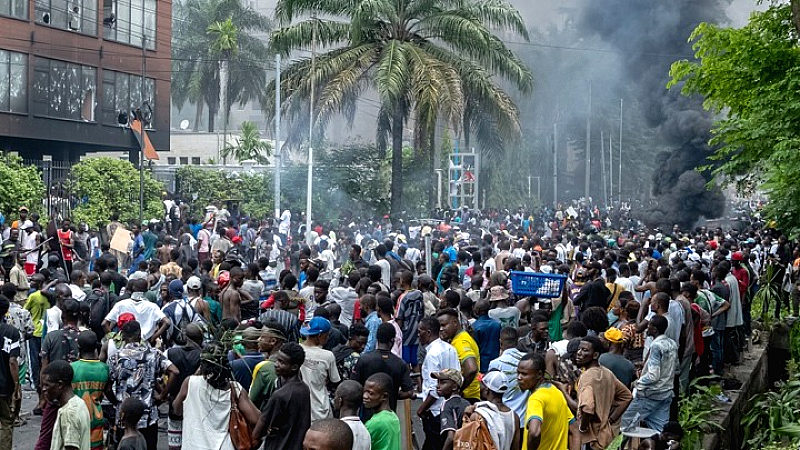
[402,344,419,366]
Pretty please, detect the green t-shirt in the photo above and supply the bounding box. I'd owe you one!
[249,359,278,411]
[71,359,110,450]
[204,296,223,325]
[24,290,50,337]
[365,410,401,450]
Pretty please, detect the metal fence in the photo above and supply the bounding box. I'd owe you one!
[22,159,75,218]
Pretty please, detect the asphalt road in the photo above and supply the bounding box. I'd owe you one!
[12,386,426,450]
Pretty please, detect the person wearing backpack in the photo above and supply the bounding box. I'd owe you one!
[85,272,117,342]
[160,280,204,347]
[36,298,82,450]
[460,371,520,450]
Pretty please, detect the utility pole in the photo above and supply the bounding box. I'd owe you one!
[274,53,281,219]
[138,32,146,224]
[585,82,592,200]
[619,98,623,202]
[553,122,558,208]
[609,133,613,206]
[600,129,606,207]
[305,14,316,245]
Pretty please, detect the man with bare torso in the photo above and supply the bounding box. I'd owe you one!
[221,266,251,322]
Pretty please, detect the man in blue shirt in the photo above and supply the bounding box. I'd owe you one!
[471,300,501,373]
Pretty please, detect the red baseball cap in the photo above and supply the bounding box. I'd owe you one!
[117,312,136,329]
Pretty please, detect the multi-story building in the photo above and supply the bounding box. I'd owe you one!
[0,0,170,161]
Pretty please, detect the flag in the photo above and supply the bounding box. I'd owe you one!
[130,119,160,160]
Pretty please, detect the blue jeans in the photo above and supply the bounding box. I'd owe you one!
[621,395,673,433]
[28,336,41,388]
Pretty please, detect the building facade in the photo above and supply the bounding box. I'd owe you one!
[0,0,170,161]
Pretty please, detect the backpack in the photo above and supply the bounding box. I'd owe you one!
[86,289,111,332]
[170,204,180,220]
[168,299,205,345]
[453,413,498,450]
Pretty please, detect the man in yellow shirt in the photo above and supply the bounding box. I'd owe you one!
[517,352,579,450]
[437,308,480,401]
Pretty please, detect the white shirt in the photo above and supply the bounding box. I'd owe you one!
[104,297,167,339]
[23,230,39,264]
[341,416,372,450]
[279,210,291,235]
[69,284,87,302]
[376,259,391,287]
[421,338,460,415]
[300,344,341,422]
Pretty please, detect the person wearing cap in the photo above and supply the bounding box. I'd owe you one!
[574,336,632,450]
[230,327,266,391]
[185,276,212,324]
[416,316,459,450]
[433,368,470,450]
[599,328,636,389]
[299,317,341,422]
[108,320,179,450]
[249,321,288,411]
[160,279,204,346]
[462,371,520,450]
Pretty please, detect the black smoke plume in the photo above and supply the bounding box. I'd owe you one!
[576,0,727,229]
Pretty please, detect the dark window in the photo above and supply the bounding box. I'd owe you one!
[35,0,96,35]
[179,157,188,165]
[33,57,95,121]
[191,157,200,165]
[101,69,154,128]
[0,0,28,19]
[102,0,155,49]
[0,50,27,113]
[167,157,175,165]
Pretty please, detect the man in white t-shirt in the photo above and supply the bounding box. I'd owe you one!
[279,210,291,241]
[333,381,372,450]
[102,279,170,342]
[299,317,341,422]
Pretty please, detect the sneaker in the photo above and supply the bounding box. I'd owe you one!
[715,393,731,403]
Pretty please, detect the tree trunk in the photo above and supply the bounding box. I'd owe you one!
[208,106,216,132]
[193,101,203,131]
[427,120,436,210]
[390,105,404,217]
[793,0,800,34]
[220,59,229,165]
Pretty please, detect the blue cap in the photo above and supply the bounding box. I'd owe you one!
[300,317,332,337]
[168,279,184,299]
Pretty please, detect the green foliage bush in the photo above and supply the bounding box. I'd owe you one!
[0,155,45,218]
[71,158,163,228]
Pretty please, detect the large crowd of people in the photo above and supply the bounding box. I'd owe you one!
[0,198,788,450]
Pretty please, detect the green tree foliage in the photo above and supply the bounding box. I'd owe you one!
[71,158,163,228]
[669,3,800,234]
[221,121,273,164]
[268,0,532,216]
[0,155,44,217]
[172,0,271,131]
[175,143,392,222]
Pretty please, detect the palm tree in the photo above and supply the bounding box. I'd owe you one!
[209,17,238,163]
[172,0,272,132]
[221,121,274,164]
[268,0,532,215]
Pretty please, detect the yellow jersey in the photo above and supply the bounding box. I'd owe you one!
[523,383,574,450]
[451,330,481,400]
